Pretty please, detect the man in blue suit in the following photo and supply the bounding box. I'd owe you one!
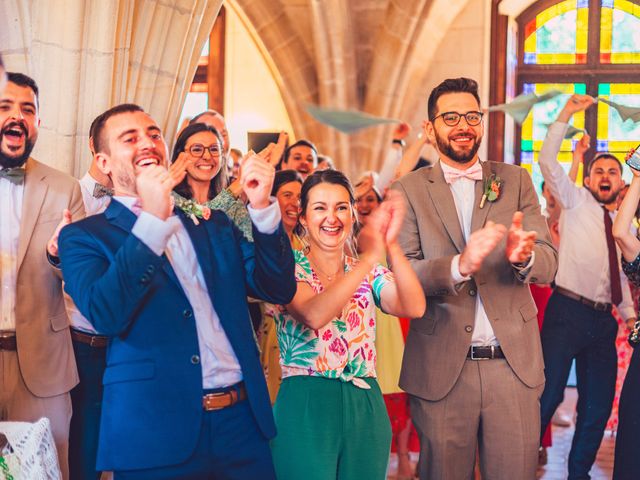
[58,103,296,479]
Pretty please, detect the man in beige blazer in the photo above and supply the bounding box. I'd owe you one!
[392,78,557,479]
[0,72,84,480]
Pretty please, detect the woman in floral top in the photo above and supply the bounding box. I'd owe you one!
[270,170,425,480]
[612,147,640,480]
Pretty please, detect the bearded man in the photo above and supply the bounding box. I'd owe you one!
[538,94,635,480]
[0,72,84,479]
[391,77,558,479]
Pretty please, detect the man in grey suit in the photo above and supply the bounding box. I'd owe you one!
[392,78,557,479]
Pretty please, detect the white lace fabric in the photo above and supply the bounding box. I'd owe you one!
[0,418,60,479]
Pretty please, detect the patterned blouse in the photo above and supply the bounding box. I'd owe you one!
[272,250,394,389]
[622,252,640,288]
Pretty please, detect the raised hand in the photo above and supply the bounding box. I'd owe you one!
[47,209,73,257]
[459,221,507,276]
[269,131,289,166]
[505,211,537,264]
[558,94,595,122]
[169,152,193,187]
[136,165,174,220]
[242,154,275,209]
[378,190,406,247]
[393,122,410,141]
[575,133,591,157]
[357,206,388,263]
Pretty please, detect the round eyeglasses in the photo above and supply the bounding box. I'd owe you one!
[432,111,483,127]
[186,143,221,158]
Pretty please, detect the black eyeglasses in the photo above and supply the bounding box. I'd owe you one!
[186,143,221,158]
[432,111,484,127]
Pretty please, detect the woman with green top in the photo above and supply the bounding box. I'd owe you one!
[259,169,304,403]
[270,169,426,480]
[170,122,253,237]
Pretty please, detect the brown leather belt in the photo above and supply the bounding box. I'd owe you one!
[203,383,247,411]
[467,345,505,360]
[71,329,108,348]
[554,286,612,312]
[0,333,17,351]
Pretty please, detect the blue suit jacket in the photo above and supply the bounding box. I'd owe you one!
[58,199,296,471]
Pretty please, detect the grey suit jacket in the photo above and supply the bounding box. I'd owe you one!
[392,161,557,401]
[15,158,84,397]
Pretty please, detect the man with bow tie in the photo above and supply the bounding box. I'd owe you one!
[58,103,296,479]
[0,72,85,479]
[391,77,558,479]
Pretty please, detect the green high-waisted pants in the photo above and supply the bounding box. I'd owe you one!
[271,375,392,480]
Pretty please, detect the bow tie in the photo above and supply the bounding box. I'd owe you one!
[0,167,25,185]
[443,163,483,184]
[92,183,114,198]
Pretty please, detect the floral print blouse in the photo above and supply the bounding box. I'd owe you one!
[272,250,394,389]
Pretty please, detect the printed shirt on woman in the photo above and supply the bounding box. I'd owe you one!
[273,249,394,389]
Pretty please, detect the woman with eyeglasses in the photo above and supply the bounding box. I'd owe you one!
[270,169,426,480]
[171,122,254,241]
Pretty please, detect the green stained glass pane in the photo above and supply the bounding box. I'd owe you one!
[596,83,640,184]
[537,10,577,54]
[611,9,640,54]
[521,139,534,151]
[575,84,587,94]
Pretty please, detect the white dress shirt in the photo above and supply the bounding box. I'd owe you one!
[78,172,111,216]
[0,175,24,332]
[64,173,112,334]
[116,196,281,388]
[441,160,499,346]
[538,122,634,319]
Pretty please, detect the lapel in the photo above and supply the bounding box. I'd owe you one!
[105,200,182,288]
[426,162,465,253]
[17,158,48,271]
[470,161,494,233]
[176,209,216,295]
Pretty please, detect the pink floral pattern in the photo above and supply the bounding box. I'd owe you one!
[273,250,394,387]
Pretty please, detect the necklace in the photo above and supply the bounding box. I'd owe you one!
[308,254,343,281]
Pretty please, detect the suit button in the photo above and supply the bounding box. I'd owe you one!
[183,309,193,319]
[465,325,473,333]
[191,355,200,365]
[146,265,156,274]
[469,289,477,296]
[140,274,150,285]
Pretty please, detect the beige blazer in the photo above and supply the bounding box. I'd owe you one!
[392,161,557,401]
[14,158,84,397]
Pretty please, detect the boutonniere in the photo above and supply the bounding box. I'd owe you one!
[172,192,211,225]
[479,174,503,209]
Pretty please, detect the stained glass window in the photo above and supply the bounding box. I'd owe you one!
[600,0,640,63]
[520,83,588,186]
[523,0,589,64]
[597,83,640,158]
[516,0,640,193]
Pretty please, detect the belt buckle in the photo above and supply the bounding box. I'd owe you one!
[203,390,238,411]
[470,346,491,361]
[593,301,608,312]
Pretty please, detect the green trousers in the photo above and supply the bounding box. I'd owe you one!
[271,376,392,480]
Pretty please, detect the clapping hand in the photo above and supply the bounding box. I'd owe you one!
[169,152,193,187]
[505,211,537,264]
[242,154,275,209]
[47,209,73,257]
[459,222,507,276]
[377,190,405,247]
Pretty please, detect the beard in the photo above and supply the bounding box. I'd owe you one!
[435,130,481,164]
[589,187,620,205]
[0,121,35,169]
